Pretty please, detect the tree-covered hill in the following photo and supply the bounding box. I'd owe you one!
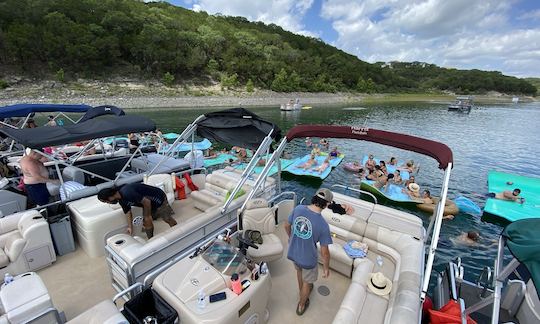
[0,0,536,95]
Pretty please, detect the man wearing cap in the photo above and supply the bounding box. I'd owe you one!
[284,188,333,316]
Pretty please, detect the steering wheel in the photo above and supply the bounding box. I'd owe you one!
[237,235,259,250]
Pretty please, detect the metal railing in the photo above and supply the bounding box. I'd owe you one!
[330,184,378,204]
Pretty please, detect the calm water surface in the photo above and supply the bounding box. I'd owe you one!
[131,101,540,287]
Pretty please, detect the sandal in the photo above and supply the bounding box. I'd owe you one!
[296,298,310,316]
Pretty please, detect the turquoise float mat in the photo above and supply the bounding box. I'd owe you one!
[163,132,179,140]
[361,156,410,180]
[160,138,212,153]
[234,159,295,176]
[455,196,482,217]
[483,171,540,225]
[204,153,237,167]
[284,153,344,179]
[361,180,420,203]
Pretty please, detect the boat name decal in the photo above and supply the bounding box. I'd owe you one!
[351,126,369,135]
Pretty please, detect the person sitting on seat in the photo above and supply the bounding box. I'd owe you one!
[365,154,376,171]
[98,183,177,239]
[45,115,57,127]
[392,170,402,184]
[329,147,340,158]
[487,188,524,203]
[388,157,397,166]
[297,154,318,170]
[314,156,331,174]
[422,190,434,204]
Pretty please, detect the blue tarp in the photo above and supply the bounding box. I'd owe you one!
[0,104,91,118]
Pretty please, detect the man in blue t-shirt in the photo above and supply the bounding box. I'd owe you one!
[285,188,333,316]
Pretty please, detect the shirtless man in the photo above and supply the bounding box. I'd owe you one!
[404,175,416,188]
[365,154,376,171]
[20,150,57,206]
[488,189,524,203]
[422,190,434,204]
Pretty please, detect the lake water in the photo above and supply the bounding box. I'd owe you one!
[132,101,540,286]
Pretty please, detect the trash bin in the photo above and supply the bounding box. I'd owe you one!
[48,214,76,256]
[122,288,177,324]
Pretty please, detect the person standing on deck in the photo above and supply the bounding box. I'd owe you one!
[285,188,333,316]
[20,149,57,206]
[98,183,177,239]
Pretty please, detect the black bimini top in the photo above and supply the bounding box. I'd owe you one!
[0,115,155,148]
[77,105,126,123]
[196,108,282,150]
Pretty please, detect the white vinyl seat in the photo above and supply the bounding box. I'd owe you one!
[241,198,283,263]
[144,173,176,205]
[67,300,128,324]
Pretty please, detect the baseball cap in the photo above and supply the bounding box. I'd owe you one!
[315,188,333,203]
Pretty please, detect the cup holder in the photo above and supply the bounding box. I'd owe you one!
[115,239,125,245]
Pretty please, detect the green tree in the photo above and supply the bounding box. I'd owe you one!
[271,68,289,92]
[163,72,175,87]
[220,73,238,90]
[55,68,65,82]
[246,79,254,92]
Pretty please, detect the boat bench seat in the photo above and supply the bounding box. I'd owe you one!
[191,172,250,211]
[316,191,425,324]
[67,300,127,324]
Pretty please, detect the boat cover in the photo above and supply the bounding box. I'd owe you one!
[284,153,344,179]
[503,218,540,296]
[286,125,453,169]
[483,171,539,225]
[77,105,125,123]
[0,115,155,148]
[0,103,91,118]
[196,108,281,151]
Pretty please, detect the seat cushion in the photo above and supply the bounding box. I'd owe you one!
[0,249,8,268]
[67,300,127,324]
[247,233,283,262]
[317,237,355,277]
[4,232,25,262]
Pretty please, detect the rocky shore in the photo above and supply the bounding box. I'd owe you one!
[0,78,534,109]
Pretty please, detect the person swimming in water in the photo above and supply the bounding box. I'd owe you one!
[487,188,524,203]
[329,147,340,158]
[422,190,434,204]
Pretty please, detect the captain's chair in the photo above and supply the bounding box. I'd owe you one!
[241,198,283,263]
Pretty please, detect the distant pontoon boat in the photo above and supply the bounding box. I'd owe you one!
[448,96,473,113]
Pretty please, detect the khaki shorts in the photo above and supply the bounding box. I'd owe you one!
[152,202,174,222]
[294,263,318,283]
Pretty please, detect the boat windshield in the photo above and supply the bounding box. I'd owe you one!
[201,240,248,276]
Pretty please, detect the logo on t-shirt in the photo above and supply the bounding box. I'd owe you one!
[293,216,312,240]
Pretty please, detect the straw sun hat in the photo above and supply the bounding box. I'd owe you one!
[367,272,393,296]
[408,183,420,193]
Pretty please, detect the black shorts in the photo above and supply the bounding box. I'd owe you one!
[152,202,174,221]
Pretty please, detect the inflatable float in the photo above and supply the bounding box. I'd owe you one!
[454,196,482,216]
[417,197,459,216]
[360,180,422,206]
[343,162,362,172]
[284,152,344,180]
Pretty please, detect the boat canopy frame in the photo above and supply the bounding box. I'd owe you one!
[229,124,454,307]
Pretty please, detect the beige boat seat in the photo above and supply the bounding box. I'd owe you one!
[241,198,283,263]
[67,300,128,324]
[144,173,175,205]
[191,172,247,211]
[0,210,56,277]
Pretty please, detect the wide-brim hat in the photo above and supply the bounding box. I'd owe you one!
[367,272,392,296]
[408,183,420,192]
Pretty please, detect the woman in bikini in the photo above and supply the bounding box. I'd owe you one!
[314,157,331,173]
[297,154,318,170]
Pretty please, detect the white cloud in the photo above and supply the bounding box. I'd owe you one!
[518,9,540,20]
[189,0,317,37]
[321,0,540,77]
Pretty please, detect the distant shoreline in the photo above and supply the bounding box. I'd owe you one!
[0,80,535,109]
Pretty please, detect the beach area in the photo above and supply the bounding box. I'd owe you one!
[0,79,535,109]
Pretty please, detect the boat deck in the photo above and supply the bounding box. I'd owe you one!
[267,225,349,324]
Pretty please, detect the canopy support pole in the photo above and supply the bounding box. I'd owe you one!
[421,162,452,301]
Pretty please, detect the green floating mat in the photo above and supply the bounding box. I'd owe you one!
[483,170,540,225]
[360,181,421,206]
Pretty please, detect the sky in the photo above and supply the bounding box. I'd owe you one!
[165,0,540,78]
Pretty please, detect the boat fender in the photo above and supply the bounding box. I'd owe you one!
[184,173,198,191]
[175,176,187,200]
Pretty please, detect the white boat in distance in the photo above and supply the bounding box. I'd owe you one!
[448,96,473,113]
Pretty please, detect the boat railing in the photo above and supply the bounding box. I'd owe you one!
[330,184,378,204]
[113,282,144,303]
